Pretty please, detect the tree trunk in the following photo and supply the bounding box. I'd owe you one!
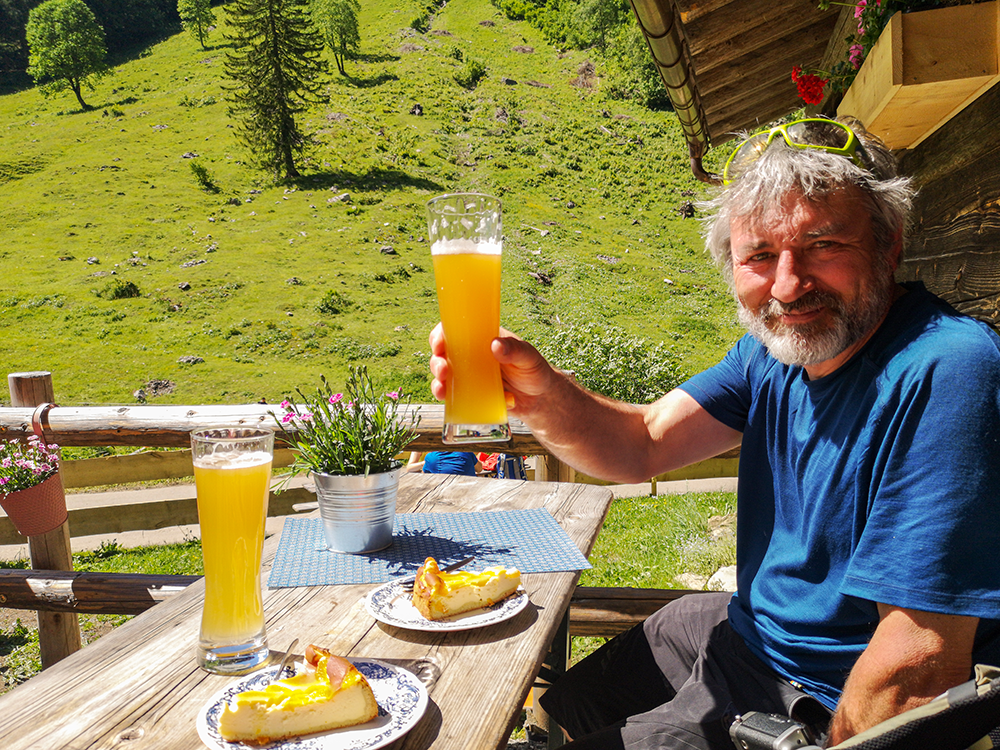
[70,78,89,110]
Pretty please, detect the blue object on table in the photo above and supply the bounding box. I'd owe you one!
[267,507,591,588]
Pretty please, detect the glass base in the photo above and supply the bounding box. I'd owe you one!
[442,422,511,445]
[198,633,269,675]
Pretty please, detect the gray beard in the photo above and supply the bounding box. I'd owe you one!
[737,283,894,368]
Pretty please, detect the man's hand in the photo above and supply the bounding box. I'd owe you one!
[828,604,978,745]
[428,323,556,418]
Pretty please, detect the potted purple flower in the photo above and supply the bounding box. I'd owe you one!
[273,366,420,554]
[0,435,67,537]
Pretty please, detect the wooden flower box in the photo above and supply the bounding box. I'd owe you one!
[838,1,1000,150]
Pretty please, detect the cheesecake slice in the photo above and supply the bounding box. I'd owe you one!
[218,645,379,744]
[411,556,521,621]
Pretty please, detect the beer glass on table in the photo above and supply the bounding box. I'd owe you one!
[191,427,273,674]
[427,193,511,444]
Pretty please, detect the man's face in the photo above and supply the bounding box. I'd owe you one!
[729,187,899,378]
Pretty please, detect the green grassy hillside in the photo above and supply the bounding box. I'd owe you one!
[0,0,741,406]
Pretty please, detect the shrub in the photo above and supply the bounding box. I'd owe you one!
[317,290,354,315]
[97,279,141,300]
[454,58,486,89]
[537,323,686,404]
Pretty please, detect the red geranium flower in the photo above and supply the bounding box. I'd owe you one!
[791,65,829,105]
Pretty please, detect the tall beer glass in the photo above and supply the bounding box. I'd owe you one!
[192,427,274,674]
[428,193,510,444]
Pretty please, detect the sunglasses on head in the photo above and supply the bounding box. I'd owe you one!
[722,118,868,185]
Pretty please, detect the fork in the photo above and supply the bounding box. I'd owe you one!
[268,638,299,684]
[400,556,475,592]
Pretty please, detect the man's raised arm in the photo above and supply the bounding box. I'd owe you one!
[428,323,741,483]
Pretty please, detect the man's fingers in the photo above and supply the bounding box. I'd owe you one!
[429,322,445,355]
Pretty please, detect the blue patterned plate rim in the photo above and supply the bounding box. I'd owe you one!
[196,658,429,750]
[364,579,529,632]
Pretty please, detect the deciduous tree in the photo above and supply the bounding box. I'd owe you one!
[178,0,215,50]
[25,0,108,110]
[313,0,360,76]
[224,0,327,180]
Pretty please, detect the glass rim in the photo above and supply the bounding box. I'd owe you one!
[190,426,274,443]
[427,192,502,214]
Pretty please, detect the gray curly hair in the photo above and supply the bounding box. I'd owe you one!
[702,117,915,286]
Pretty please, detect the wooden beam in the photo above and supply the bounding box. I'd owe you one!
[0,570,200,615]
[0,486,317,546]
[696,22,836,88]
[0,404,548,454]
[707,87,810,139]
[568,586,711,637]
[59,448,297,489]
[682,0,835,60]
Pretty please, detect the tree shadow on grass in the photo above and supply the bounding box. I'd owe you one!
[293,166,444,194]
[352,52,401,64]
[337,72,399,89]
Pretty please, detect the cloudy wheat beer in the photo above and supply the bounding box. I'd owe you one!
[192,427,273,674]
[428,193,511,444]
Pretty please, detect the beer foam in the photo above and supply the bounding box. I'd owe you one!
[431,238,501,256]
[193,450,272,470]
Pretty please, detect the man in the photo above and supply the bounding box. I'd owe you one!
[428,118,1000,749]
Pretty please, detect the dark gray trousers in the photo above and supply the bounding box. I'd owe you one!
[539,592,831,750]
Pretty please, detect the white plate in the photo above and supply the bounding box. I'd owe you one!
[365,578,529,632]
[197,659,428,750]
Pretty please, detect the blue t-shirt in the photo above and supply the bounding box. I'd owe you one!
[679,283,1000,709]
[422,451,478,476]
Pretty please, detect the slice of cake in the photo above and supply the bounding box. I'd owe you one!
[218,645,379,744]
[411,556,521,621]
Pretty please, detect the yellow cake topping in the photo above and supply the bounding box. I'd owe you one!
[218,645,379,743]
[411,557,521,621]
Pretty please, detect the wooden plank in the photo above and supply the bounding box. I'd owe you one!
[0,570,200,615]
[682,0,834,60]
[59,448,297,488]
[838,2,1000,149]
[0,403,549,454]
[568,586,709,637]
[694,14,836,81]
[0,487,317,545]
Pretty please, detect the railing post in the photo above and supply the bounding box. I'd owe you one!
[535,455,576,484]
[7,371,82,668]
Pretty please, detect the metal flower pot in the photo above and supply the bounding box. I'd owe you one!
[313,466,400,554]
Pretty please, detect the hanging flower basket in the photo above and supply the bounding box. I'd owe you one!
[0,473,68,537]
[837,1,1000,150]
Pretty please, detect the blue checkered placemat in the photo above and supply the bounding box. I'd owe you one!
[267,508,591,588]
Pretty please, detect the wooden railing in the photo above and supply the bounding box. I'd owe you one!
[1,371,739,669]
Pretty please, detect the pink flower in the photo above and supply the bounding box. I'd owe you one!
[281,413,295,424]
[280,399,291,410]
[386,391,400,400]
[300,412,313,422]
[329,393,343,405]
[855,0,880,34]
[849,43,864,69]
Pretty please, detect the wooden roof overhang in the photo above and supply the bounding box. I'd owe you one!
[628,0,843,182]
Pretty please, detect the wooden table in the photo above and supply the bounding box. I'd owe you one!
[0,473,613,750]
